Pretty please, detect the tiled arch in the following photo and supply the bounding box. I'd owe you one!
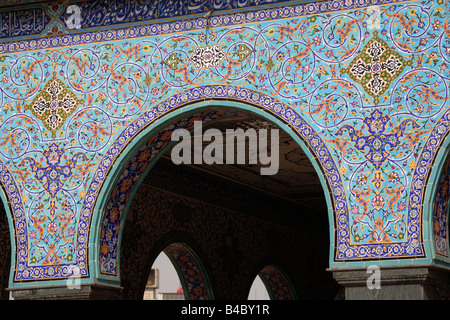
[91,94,339,283]
[258,265,296,300]
[163,243,213,300]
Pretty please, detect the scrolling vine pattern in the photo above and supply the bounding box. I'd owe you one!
[0,0,448,281]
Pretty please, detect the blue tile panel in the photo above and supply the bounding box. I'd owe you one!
[0,0,448,281]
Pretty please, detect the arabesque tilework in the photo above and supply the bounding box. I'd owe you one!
[164,243,211,300]
[0,0,449,283]
[259,265,295,300]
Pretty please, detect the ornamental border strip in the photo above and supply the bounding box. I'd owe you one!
[0,0,412,53]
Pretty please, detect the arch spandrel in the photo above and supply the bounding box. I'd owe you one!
[0,0,447,290]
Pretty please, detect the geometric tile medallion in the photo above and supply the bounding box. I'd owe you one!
[341,31,412,105]
[24,71,85,138]
[189,44,227,71]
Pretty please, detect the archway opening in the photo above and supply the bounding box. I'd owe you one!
[248,275,270,300]
[115,106,339,299]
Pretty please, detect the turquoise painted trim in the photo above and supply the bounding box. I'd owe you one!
[422,131,450,266]
[88,103,223,283]
[90,99,336,286]
[88,118,182,284]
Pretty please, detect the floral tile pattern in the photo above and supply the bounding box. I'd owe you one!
[0,0,448,283]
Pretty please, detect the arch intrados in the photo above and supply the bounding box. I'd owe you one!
[246,261,297,300]
[161,242,212,300]
[257,264,297,300]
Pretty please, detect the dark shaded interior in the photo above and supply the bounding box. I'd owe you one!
[119,113,340,299]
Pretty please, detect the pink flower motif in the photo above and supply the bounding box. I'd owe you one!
[47,222,58,236]
[371,195,385,210]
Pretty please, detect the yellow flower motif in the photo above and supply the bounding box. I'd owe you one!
[340,165,347,175]
[266,28,275,36]
[409,160,416,169]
